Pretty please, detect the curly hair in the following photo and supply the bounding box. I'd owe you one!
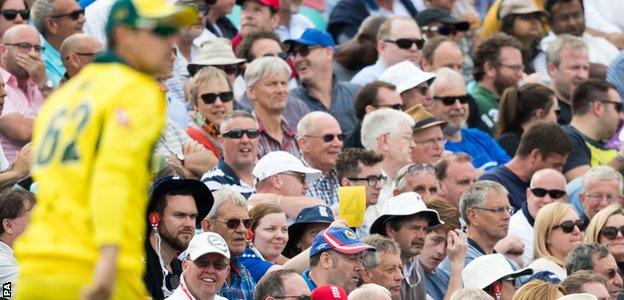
[472,33,523,81]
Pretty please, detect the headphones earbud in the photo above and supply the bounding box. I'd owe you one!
[149,211,160,229]
[246,228,254,243]
[489,281,502,300]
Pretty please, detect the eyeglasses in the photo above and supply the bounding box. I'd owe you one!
[1,9,29,21]
[598,100,624,113]
[375,103,404,111]
[214,64,240,76]
[347,174,387,186]
[192,258,229,270]
[473,206,515,215]
[600,225,624,240]
[74,52,99,57]
[287,44,323,57]
[433,95,470,106]
[4,42,44,53]
[304,133,345,143]
[383,38,425,50]
[530,188,566,199]
[51,8,84,21]
[200,92,234,104]
[498,63,524,73]
[222,129,260,139]
[217,217,253,229]
[281,172,307,184]
[414,137,447,147]
[273,296,312,300]
[584,193,623,203]
[602,268,619,280]
[262,52,288,60]
[552,219,584,234]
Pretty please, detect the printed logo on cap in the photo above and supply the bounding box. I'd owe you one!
[344,230,357,240]
[207,235,228,252]
[319,206,329,217]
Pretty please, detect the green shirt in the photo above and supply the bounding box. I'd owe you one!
[471,85,499,135]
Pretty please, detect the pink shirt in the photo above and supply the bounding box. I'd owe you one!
[0,67,44,161]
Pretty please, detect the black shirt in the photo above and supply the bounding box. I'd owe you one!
[143,238,183,300]
[557,99,572,125]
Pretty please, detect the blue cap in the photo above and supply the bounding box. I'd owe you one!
[288,205,334,242]
[310,227,376,257]
[284,28,335,48]
[520,271,561,286]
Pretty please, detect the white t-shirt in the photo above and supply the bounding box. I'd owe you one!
[0,240,17,299]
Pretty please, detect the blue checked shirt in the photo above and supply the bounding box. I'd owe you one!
[303,160,339,208]
[218,257,256,300]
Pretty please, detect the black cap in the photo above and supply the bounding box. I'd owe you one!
[416,8,470,31]
[147,176,214,228]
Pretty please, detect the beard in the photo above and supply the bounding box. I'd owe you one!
[493,74,517,96]
[159,222,193,251]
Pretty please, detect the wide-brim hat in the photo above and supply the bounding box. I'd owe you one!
[463,254,533,289]
[187,37,246,75]
[415,8,470,30]
[405,104,448,132]
[148,176,213,228]
[379,61,435,94]
[369,192,443,235]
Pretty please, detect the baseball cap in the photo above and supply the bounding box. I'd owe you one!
[106,0,198,38]
[498,0,547,19]
[284,28,336,48]
[405,104,448,132]
[462,254,533,290]
[379,61,435,94]
[288,205,334,242]
[311,285,348,300]
[415,8,470,31]
[520,271,561,285]
[147,176,214,228]
[310,226,376,257]
[187,38,246,75]
[235,0,280,11]
[252,151,322,184]
[369,192,444,235]
[187,232,231,260]
[558,294,598,300]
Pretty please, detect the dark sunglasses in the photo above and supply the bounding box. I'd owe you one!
[598,100,624,113]
[262,52,288,60]
[434,95,470,106]
[376,103,404,110]
[530,188,566,199]
[552,219,584,234]
[222,129,261,139]
[384,38,425,50]
[601,226,624,240]
[200,92,234,104]
[603,268,619,280]
[274,296,311,300]
[304,133,345,143]
[214,64,240,76]
[51,8,84,21]
[287,44,322,57]
[282,172,307,184]
[193,259,229,270]
[219,217,253,229]
[150,24,179,37]
[0,9,29,21]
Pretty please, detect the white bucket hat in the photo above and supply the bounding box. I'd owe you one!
[369,192,444,235]
[462,254,533,290]
[380,61,436,94]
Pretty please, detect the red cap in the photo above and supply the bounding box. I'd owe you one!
[236,0,280,11]
[311,285,348,300]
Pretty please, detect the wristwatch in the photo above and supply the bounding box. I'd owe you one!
[176,153,185,165]
[39,79,53,91]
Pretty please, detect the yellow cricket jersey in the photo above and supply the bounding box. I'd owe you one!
[14,53,165,277]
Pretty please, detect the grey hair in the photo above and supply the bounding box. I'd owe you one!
[546,34,588,65]
[244,56,292,88]
[347,283,392,300]
[360,108,414,151]
[395,163,437,192]
[206,188,248,220]
[361,234,401,269]
[449,288,493,300]
[31,0,56,37]
[459,180,508,225]
[581,165,624,195]
[297,111,336,137]
[254,269,299,300]
[219,110,257,133]
[430,67,465,97]
[565,243,610,275]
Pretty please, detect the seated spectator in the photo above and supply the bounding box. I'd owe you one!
[419,198,467,300]
[166,232,230,300]
[529,202,583,280]
[0,187,34,299]
[360,235,404,300]
[435,153,481,209]
[566,243,624,299]
[415,8,470,41]
[348,283,392,300]
[187,38,246,86]
[201,111,258,198]
[334,15,387,82]
[254,269,311,300]
[283,205,334,258]
[561,270,610,299]
[496,84,559,157]
[405,105,447,165]
[380,61,435,110]
[462,253,533,300]
[186,67,234,156]
[508,168,568,266]
[480,122,571,210]
[275,0,315,41]
[233,0,279,51]
[583,204,624,274]
[393,163,441,201]
[513,279,564,300]
[578,166,624,225]
[428,68,510,170]
[239,203,288,282]
[205,0,238,39]
[59,33,102,83]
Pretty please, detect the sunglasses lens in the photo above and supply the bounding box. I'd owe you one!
[337,133,345,141]
[560,221,576,233]
[2,10,17,20]
[549,190,566,199]
[201,93,218,104]
[218,92,234,102]
[531,188,547,197]
[603,227,618,239]
[224,130,244,139]
[322,134,334,142]
[242,218,253,228]
[152,24,178,37]
[245,129,260,138]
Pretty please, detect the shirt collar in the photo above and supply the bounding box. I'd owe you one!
[257,116,296,138]
[521,202,535,226]
[467,237,495,256]
[0,239,12,255]
[218,159,240,182]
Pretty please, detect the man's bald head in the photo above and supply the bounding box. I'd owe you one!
[60,33,101,60]
[2,24,38,43]
[60,33,102,78]
[530,168,567,189]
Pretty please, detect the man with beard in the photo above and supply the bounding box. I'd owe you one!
[144,176,214,300]
[470,33,524,135]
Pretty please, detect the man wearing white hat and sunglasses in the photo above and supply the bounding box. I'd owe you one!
[462,253,533,300]
[380,60,436,110]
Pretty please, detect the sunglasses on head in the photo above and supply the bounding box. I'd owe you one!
[1,9,29,21]
[530,188,566,199]
[192,258,229,270]
[219,217,253,229]
[384,38,425,50]
[200,91,234,104]
[222,129,261,139]
[304,133,345,143]
[51,8,84,21]
[552,219,584,234]
[601,225,624,240]
[434,95,470,106]
[287,44,322,57]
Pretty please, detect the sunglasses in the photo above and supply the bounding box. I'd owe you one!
[433,95,470,106]
[150,24,179,37]
[51,8,84,21]
[376,103,404,110]
[192,259,229,270]
[200,92,234,104]
[222,129,261,139]
[218,217,253,229]
[281,172,307,184]
[384,38,425,50]
[214,64,240,76]
[603,268,619,280]
[598,100,624,113]
[304,133,345,143]
[552,219,584,234]
[287,44,322,57]
[601,225,624,240]
[530,188,566,199]
[0,9,29,21]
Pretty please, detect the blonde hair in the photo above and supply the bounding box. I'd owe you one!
[512,280,561,300]
[533,202,577,266]
[189,66,231,108]
[584,204,624,244]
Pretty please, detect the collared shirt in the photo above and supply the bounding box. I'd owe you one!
[0,67,44,161]
[201,159,255,199]
[400,258,427,300]
[41,37,65,87]
[155,118,192,156]
[350,60,387,86]
[276,13,315,41]
[301,269,318,291]
[166,275,228,300]
[239,246,274,283]
[83,0,114,48]
[303,160,339,208]
[256,116,300,159]
[508,204,535,265]
[424,267,451,300]
[290,76,359,134]
[470,85,499,134]
[144,237,183,300]
[218,257,256,300]
[0,240,17,299]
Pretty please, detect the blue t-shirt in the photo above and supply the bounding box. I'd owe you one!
[239,247,273,283]
[479,165,528,211]
[445,128,510,171]
[425,268,450,300]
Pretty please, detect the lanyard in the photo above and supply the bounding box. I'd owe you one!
[179,279,196,300]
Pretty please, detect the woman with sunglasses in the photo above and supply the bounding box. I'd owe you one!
[496,84,558,157]
[528,202,584,280]
[0,0,27,40]
[186,66,234,157]
[239,203,290,282]
[584,204,624,274]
